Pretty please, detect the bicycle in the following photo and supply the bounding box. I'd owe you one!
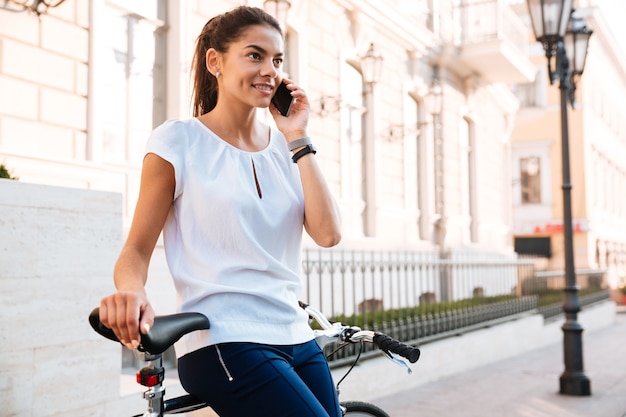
[88,301,421,417]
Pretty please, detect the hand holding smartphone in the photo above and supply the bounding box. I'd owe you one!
[271,81,294,117]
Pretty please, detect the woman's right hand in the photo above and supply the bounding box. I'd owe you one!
[99,153,174,349]
[99,290,155,350]
[269,77,309,142]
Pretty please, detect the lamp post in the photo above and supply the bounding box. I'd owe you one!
[525,0,592,396]
[426,71,449,300]
[360,43,383,236]
[425,74,444,229]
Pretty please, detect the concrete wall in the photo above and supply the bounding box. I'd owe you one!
[0,180,218,416]
[0,180,122,416]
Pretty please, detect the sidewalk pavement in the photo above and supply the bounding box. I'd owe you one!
[372,308,626,417]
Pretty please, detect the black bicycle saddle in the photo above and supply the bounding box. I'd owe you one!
[89,307,210,355]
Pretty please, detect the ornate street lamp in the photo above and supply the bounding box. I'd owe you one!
[263,0,291,31]
[360,43,384,86]
[525,0,592,396]
[1,0,66,15]
[565,14,593,104]
[425,78,443,116]
[527,0,572,83]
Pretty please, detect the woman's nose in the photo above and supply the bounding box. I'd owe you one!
[262,60,279,78]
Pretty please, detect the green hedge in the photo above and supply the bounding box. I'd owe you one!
[312,294,519,329]
[312,288,606,329]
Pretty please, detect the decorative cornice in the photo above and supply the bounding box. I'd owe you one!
[334,0,435,57]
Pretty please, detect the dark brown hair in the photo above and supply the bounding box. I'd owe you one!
[191,6,283,116]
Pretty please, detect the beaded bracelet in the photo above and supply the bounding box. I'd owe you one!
[292,144,317,163]
[288,136,312,151]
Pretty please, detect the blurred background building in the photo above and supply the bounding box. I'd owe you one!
[3,1,626,413]
[509,0,626,289]
[0,0,624,290]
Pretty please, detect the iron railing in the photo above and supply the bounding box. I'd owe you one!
[301,249,533,316]
[301,249,538,365]
[300,249,609,366]
[538,290,610,320]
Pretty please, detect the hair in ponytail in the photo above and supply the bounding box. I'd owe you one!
[191,6,283,117]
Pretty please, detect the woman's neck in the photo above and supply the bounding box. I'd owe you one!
[199,105,268,152]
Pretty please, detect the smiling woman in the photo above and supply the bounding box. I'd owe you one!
[200,23,286,129]
[97,5,342,417]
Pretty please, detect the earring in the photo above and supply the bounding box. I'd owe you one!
[215,71,221,79]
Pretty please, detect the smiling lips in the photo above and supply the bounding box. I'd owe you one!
[254,84,274,95]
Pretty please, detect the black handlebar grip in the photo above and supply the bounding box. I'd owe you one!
[373,333,421,363]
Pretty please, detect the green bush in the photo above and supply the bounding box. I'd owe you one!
[0,164,18,180]
[532,287,602,307]
[311,288,606,330]
[312,294,519,329]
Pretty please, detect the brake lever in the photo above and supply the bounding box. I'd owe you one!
[380,350,412,375]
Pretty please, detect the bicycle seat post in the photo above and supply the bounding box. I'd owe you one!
[135,351,166,417]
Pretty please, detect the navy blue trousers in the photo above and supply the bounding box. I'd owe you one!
[178,339,342,417]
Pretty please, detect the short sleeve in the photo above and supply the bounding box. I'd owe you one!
[145,119,186,200]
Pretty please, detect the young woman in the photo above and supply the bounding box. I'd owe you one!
[98,5,342,417]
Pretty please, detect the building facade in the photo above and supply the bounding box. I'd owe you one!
[510,0,626,289]
[0,0,532,259]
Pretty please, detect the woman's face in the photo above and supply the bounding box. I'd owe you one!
[218,24,284,111]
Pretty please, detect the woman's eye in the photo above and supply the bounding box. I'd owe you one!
[273,58,283,67]
[249,52,261,60]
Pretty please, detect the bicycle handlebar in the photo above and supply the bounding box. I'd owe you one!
[301,302,421,365]
[372,333,420,363]
[89,302,420,366]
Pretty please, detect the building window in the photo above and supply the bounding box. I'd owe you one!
[98,1,166,165]
[520,156,541,204]
[512,67,547,108]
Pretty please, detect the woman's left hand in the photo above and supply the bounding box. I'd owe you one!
[269,77,310,142]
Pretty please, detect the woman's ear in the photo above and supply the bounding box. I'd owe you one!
[205,48,221,77]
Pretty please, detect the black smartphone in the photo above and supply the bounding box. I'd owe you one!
[271,81,294,117]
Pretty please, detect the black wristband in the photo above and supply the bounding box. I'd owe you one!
[292,144,317,163]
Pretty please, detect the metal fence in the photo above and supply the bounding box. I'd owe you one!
[300,248,609,366]
[527,268,609,320]
[302,249,534,316]
[301,249,538,365]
